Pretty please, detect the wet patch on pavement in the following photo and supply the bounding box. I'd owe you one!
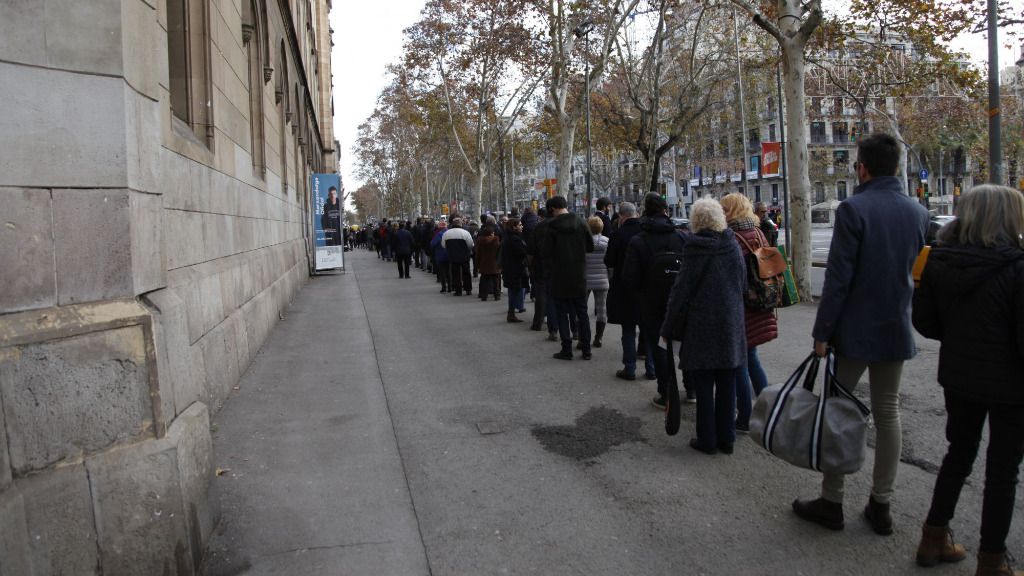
[531,406,645,460]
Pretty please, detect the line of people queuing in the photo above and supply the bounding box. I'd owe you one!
[361,133,1024,576]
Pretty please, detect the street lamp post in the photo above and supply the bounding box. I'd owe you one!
[987,0,1002,184]
[575,21,595,217]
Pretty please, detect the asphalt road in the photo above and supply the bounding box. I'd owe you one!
[206,247,1022,576]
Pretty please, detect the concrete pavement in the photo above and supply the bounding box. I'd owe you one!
[205,247,1022,576]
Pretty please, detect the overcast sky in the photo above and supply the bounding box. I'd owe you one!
[329,1,1020,193]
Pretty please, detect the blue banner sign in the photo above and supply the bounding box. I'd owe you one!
[311,173,344,271]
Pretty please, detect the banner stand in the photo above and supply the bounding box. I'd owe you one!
[310,173,345,274]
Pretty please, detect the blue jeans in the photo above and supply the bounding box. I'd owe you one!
[735,347,768,429]
[687,368,738,449]
[555,297,591,353]
[620,320,655,376]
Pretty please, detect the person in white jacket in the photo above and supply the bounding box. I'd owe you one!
[441,218,476,296]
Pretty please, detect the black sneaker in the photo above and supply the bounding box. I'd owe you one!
[735,423,750,435]
[644,372,657,381]
[684,391,697,404]
[581,351,592,360]
[651,395,666,409]
[552,351,573,361]
[615,370,636,381]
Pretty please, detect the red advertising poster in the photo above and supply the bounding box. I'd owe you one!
[761,142,781,178]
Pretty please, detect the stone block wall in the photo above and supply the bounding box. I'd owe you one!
[0,0,333,572]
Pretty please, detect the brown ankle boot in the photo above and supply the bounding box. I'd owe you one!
[916,523,967,567]
[976,551,1024,576]
[507,312,523,323]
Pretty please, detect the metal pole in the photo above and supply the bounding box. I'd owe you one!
[510,137,515,212]
[777,62,791,254]
[585,31,593,217]
[733,8,750,196]
[988,0,1002,183]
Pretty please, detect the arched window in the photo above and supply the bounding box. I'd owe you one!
[242,0,266,178]
[167,0,213,145]
[277,41,289,194]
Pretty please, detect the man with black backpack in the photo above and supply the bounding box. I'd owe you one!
[541,196,595,360]
[623,193,689,408]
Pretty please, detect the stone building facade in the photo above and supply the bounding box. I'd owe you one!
[0,0,336,573]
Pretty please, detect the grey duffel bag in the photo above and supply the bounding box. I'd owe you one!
[750,351,871,475]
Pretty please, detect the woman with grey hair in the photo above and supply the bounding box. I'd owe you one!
[912,184,1024,576]
[661,198,746,455]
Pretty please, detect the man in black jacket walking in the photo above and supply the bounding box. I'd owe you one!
[624,193,688,406]
[542,196,595,360]
[604,201,654,381]
[393,222,415,278]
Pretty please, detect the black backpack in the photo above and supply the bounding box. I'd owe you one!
[643,233,685,314]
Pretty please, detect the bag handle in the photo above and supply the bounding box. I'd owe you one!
[763,352,818,452]
[823,352,871,416]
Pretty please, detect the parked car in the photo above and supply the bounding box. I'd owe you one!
[927,215,955,245]
[670,217,690,231]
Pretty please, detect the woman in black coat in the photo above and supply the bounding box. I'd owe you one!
[501,218,529,323]
[660,198,746,456]
[912,185,1024,576]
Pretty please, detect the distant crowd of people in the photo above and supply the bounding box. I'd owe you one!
[361,133,1024,576]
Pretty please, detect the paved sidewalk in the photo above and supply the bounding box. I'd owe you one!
[205,248,1021,576]
[205,266,429,575]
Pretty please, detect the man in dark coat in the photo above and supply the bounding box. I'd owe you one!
[526,207,556,337]
[595,197,613,239]
[411,218,423,268]
[754,202,779,246]
[393,222,415,278]
[794,133,929,535]
[541,196,594,360]
[604,201,653,381]
[623,193,687,406]
[421,219,435,272]
[520,207,540,298]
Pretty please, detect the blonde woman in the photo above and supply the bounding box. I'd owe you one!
[912,185,1024,576]
[720,193,779,434]
[660,198,746,455]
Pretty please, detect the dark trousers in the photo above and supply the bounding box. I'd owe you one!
[642,321,667,396]
[545,283,558,333]
[450,261,472,295]
[926,389,1024,553]
[396,254,411,278]
[686,368,738,450]
[436,261,450,292]
[531,279,547,330]
[478,274,500,299]
[555,296,590,354]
